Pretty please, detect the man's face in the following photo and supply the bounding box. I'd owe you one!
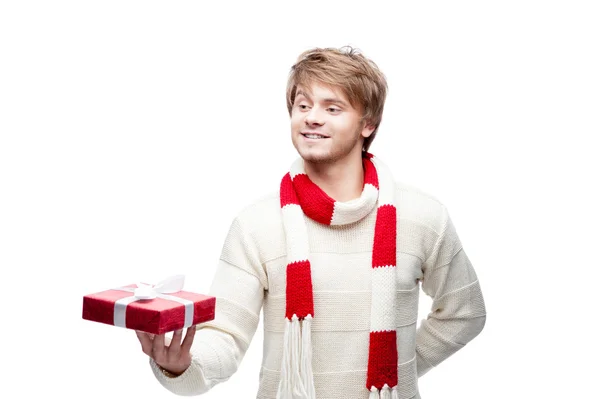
[290,82,374,165]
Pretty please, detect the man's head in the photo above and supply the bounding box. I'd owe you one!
[286,46,388,164]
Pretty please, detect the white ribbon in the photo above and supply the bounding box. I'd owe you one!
[112,274,194,330]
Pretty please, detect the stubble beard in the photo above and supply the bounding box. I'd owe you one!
[294,126,364,165]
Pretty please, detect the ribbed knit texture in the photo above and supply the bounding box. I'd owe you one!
[148,163,486,399]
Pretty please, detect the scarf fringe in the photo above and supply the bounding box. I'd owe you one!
[369,384,399,399]
[300,315,315,398]
[277,314,316,399]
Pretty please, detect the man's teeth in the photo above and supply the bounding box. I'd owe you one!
[305,134,326,139]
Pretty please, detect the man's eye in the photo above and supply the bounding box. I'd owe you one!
[298,104,309,110]
[328,108,341,113]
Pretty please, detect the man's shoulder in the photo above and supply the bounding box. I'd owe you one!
[394,180,448,235]
[394,180,443,204]
[232,190,283,231]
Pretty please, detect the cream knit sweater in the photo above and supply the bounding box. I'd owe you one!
[148,181,486,398]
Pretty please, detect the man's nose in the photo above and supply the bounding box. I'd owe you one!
[305,107,324,126]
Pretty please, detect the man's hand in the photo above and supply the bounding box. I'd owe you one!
[136,326,196,376]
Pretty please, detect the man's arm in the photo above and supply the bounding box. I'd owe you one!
[416,205,486,377]
[148,216,267,395]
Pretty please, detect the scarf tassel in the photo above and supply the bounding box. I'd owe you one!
[277,314,316,399]
[369,384,399,399]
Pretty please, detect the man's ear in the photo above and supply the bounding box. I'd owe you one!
[361,120,376,138]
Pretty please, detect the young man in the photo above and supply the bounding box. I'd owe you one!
[136,46,486,399]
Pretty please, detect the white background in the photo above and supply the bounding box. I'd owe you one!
[1,1,598,398]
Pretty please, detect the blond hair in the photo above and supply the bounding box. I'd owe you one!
[286,46,388,152]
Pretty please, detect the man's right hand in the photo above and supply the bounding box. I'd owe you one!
[136,326,196,376]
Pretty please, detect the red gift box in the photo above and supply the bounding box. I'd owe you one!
[82,275,215,334]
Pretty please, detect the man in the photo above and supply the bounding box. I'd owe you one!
[136,46,486,399]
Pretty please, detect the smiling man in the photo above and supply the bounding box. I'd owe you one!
[136,46,486,399]
[291,82,374,203]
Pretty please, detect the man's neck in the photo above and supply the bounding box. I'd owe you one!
[304,152,365,203]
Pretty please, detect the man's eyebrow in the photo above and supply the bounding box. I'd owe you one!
[295,90,349,107]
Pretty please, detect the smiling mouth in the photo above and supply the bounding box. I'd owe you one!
[302,133,329,139]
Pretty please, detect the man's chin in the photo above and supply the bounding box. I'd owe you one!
[299,152,336,165]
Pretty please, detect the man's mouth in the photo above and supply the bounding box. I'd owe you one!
[301,132,329,139]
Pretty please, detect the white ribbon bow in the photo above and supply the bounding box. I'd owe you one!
[133,274,186,299]
[113,274,194,330]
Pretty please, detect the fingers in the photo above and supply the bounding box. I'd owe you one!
[136,327,195,364]
[169,329,183,352]
[135,331,154,356]
[152,332,166,357]
[181,326,196,354]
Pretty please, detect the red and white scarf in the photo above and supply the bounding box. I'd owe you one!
[277,152,399,399]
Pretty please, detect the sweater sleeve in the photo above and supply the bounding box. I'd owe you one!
[148,216,267,396]
[415,205,486,378]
